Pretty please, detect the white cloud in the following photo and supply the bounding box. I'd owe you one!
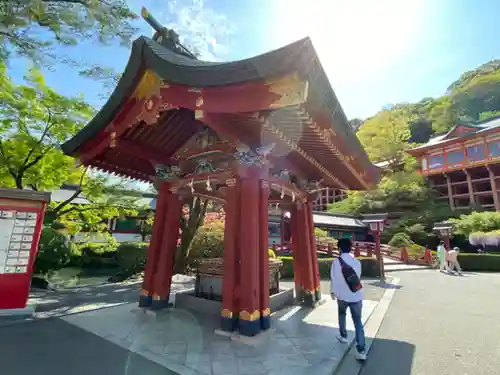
[157,0,233,61]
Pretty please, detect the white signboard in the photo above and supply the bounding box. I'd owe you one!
[0,210,35,274]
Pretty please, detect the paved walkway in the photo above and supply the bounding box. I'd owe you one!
[0,277,391,375]
[335,269,500,375]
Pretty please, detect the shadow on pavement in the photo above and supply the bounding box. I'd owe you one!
[0,318,179,375]
[358,338,415,375]
[366,280,403,290]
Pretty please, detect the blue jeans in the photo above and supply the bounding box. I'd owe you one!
[338,300,366,352]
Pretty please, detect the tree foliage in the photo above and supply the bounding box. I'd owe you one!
[0,63,93,189]
[0,0,137,62]
[0,65,143,235]
[354,59,500,163]
[450,212,500,237]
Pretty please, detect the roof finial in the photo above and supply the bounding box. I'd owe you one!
[141,6,197,59]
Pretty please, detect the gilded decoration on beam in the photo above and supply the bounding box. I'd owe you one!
[109,132,117,148]
[133,69,162,100]
[265,73,309,109]
[239,310,261,321]
[195,109,204,120]
[226,178,237,187]
[155,164,181,180]
[221,309,233,318]
[140,97,162,125]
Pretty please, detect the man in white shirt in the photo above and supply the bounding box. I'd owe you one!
[330,238,367,361]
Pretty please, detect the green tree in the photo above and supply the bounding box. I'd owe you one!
[0,63,93,189]
[174,196,210,274]
[0,65,142,235]
[0,0,137,59]
[0,0,138,84]
[356,109,412,165]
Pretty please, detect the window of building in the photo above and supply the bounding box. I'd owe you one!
[268,222,281,238]
[428,154,444,169]
[421,157,428,170]
[466,144,486,161]
[114,218,142,232]
[488,140,500,158]
[446,150,465,165]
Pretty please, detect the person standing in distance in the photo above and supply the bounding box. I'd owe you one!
[330,238,367,361]
[437,240,449,272]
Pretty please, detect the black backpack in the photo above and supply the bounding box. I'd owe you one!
[338,257,363,293]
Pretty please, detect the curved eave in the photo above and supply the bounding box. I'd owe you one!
[62,36,374,189]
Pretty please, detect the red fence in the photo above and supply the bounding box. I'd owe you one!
[272,240,436,267]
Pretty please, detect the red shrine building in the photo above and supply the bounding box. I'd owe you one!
[407,115,500,211]
[62,23,377,335]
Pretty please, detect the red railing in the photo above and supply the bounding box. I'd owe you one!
[271,240,436,267]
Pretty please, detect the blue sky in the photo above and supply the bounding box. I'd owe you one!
[7,0,500,120]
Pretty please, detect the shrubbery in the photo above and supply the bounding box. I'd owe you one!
[389,232,425,252]
[35,228,76,275]
[278,256,382,279]
[188,220,224,261]
[458,253,500,271]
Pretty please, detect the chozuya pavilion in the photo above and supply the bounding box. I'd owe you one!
[62,8,379,337]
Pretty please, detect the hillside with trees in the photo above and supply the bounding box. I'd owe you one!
[331,59,500,246]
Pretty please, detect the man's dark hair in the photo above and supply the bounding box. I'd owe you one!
[338,238,352,253]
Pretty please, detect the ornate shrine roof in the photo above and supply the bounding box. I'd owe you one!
[408,114,500,155]
[62,36,379,192]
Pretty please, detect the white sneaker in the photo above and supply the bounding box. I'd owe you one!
[355,350,367,361]
[336,335,349,343]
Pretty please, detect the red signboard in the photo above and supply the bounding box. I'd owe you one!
[0,190,49,310]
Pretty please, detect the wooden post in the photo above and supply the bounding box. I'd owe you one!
[151,190,182,310]
[445,174,455,211]
[220,178,240,332]
[259,180,270,330]
[290,205,303,302]
[305,201,322,302]
[354,243,361,257]
[296,203,315,306]
[238,169,261,336]
[487,165,500,211]
[139,182,168,307]
[464,169,475,206]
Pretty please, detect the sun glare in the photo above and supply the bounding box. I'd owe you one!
[270,0,426,83]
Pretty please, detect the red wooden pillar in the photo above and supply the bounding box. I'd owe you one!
[305,202,322,302]
[297,203,315,306]
[221,178,240,332]
[290,205,303,301]
[139,182,169,307]
[259,180,270,330]
[238,169,261,336]
[151,190,182,310]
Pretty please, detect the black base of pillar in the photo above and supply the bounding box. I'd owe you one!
[221,316,238,332]
[238,319,261,337]
[260,315,271,330]
[138,295,152,307]
[150,297,171,310]
[302,292,315,307]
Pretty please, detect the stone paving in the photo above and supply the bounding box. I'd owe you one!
[61,298,378,375]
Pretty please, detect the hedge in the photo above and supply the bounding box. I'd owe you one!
[278,256,382,279]
[457,253,500,271]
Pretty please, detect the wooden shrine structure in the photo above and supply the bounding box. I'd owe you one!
[408,115,500,211]
[62,8,378,336]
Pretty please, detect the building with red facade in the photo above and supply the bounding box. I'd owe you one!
[407,115,500,211]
